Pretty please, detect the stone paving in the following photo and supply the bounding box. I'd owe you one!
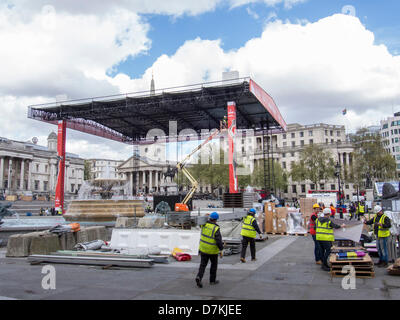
[0,235,399,300]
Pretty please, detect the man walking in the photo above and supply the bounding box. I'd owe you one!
[364,205,391,267]
[310,203,322,265]
[316,208,345,271]
[196,212,224,288]
[240,208,263,263]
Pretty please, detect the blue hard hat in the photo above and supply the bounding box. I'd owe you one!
[210,212,219,220]
[248,208,256,215]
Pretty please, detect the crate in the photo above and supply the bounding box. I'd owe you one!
[329,253,375,278]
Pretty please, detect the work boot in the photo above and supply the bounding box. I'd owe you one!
[378,262,388,268]
[210,280,219,285]
[195,277,203,288]
[374,260,383,266]
[251,258,257,261]
[321,265,330,272]
[240,257,246,263]
[316,260,322,265]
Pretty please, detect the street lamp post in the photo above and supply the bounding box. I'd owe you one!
[335,162,342,207]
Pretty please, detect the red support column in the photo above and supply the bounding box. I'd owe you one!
[55,120,66,214]
[227,102,238,193]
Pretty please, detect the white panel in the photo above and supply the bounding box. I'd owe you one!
[110,229,201,255]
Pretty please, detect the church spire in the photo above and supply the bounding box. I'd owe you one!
[150,71,155,96]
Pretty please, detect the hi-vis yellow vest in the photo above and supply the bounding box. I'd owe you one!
[316,219,334,241]
[199,223,220,254]
[358,205,365,213]
[373,214,390,238]
[240,215,257,238]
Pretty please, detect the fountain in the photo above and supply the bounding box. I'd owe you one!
[63,179,145,222]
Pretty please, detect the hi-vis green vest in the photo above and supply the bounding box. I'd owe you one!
[358,205,365,213]
[373,214,390,238]
[240,215,257,239]
[199,222,220,254]
[316,219,335,241]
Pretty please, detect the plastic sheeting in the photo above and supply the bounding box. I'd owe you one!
[384,211,400,236]
[287,209,307,234]
[334,221,363,243]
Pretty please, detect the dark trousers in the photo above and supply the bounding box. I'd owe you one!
[241,236,256,260]
[196,252,218,283]
[318,240,332,268]
[312,234,322,262]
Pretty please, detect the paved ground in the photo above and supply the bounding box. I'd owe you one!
[0,234,399,300]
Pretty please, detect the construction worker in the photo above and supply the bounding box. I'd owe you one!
[309,203,322,265]
[364,205,391,267]
[357,201,365,220]
[196,212,224,288]
[316,208,345,271]
[240,208,263,263]
[221,116,228,128]
[329,203,336,218]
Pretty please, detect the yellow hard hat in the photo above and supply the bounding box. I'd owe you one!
[313,204,320,209]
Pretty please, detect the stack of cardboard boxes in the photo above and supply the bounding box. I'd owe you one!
[264,203,288,234]
[300,198,317,232]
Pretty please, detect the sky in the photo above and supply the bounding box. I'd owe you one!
[0,0,399,161]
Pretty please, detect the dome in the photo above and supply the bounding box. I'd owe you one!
[47,132,57,140]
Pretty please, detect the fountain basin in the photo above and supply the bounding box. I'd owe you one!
[64,199,145,222]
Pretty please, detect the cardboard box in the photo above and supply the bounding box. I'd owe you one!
[275,207,288,219]
[275,217,287,233]
[300,198,317,216]
[6,195,17,201]
[265,203,275,233]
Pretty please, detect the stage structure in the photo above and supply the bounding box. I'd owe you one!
[28,77,286,213]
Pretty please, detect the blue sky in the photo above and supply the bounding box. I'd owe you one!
[113,0,400,79]
[1,0,399,160]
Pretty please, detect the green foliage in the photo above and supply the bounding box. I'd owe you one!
[84,160,91,181]
[251,160,288,192]
[290,144,336,188]
[349,128,396,187]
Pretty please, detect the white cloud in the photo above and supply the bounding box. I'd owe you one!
[121,14,400,132]
[230,0,307,9]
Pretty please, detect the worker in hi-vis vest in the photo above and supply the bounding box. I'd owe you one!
[196,212,224,288]
[364,205,391,267]
[316,208,345,271]
[240,208,263,263]
[357,202,365,220]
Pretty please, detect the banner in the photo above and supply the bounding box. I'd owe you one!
[55,120,66,214]
[227,102,238,193]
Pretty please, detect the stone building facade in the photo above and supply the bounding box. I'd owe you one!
[0,132,84,198]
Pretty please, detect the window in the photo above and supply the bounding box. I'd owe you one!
[326,139,329,144]
[292,185,297,193]
[291,133,295,138]
[301,184,306,193]
[291,152,295,157]
[325,130,328,136]
[284,186,288,193]
[331,139,334,143]
[282,153,286,158]
[383,124,388,129]
[282,162,286,169]
[283,142,287,147]
[330,130,333,136]
[309,139,313,144]
[291,141,295,147]
[45,165,48,172]
[337,140,341,144]
[300,140,304,146]
[34,180,39,191]
[43,181,48,191]
[331,184,335,190]
[310,184,315,190]
[308,130,313,137]
[300,132,304,137]
[71,184,75,193]
[36,164,39,172]
[337,131,340,137]
[283,134,286,139]
[345,184,349,189]
[320,183,325,190]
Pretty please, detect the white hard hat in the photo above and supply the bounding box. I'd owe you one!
[322,208,331,215]
[373,205,382,214]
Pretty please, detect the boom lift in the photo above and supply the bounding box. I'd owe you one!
[174,118,227,212]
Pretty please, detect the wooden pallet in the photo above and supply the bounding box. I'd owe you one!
[288,233,308,237]
[266,232,287,235]
[330,270,375,278]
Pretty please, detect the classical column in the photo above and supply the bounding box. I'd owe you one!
[155,171,159,190]
[8,158,12,190]
[64,165,69,192]
[20,160,25,190]
[0,157,4,189]
[27,161,32,191]
[143,170,146,190]
[149,170,153,192]
[136,172,139,193]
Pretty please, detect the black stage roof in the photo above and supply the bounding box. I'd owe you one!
[28,78,286,144]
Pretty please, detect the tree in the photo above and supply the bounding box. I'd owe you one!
[251,160,288,195]
[290,144,336,189]
[84,160,91,181]
[349,128,396,189]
